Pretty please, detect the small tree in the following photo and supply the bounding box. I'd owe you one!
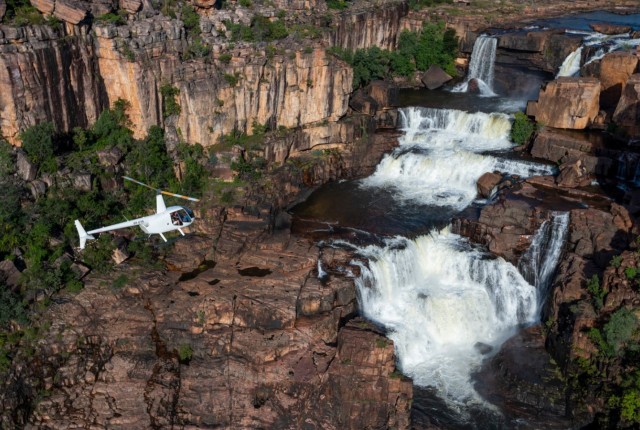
[511,112,536,145]
[20,122,57,173]
[160,85,181,118]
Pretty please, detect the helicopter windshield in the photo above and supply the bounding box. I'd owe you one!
[177,209,192,223]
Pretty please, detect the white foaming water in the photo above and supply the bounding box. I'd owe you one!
[453,36,498,97]
[556,46,583,77]
[565,31,640,70]
[355,229,539,406]
[361,107,556,210]
[518,213,570,306]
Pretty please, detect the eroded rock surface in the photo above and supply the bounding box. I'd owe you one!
[3,208,411,429]
[526,77,601,129]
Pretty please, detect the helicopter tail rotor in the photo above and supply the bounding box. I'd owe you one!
[123,176,200,202]
[75,220,96,250]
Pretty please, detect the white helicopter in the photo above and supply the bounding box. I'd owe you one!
[74,176,200,249]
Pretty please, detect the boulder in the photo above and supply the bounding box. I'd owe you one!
[526,77,600,129]
[589,23,632,35]
[365,81,398,108]
[598,52,638,109]
[89,0,115,17]
[0,260,22,290]
[555,160,590,188]
[97,147,123,166]
[613,74,640,137]
[467,78,480,94]
[112,247,130,265]
[193,0,218,7]
[30,0,55,15]
[16,150,37,181]
[349,90,379,116]
[53,0,89,24]
[119,0,141,13]
[421,65,452,90]
[28,180,47,199]
[72,173,92,192]
[476,172,501,198]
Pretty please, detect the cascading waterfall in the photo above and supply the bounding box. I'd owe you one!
[354,230,538,407]
[452,36,497,97]
[563,31,640,71]
[517,212,570,305]
[352,105,566,410]
[556,46,583,77]
[360,107,556,210]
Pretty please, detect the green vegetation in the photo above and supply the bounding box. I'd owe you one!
[225,15,289,42]
[186,38,211,59]
[111,274,129,289]
[327,0,350,10]
[327,22,459,89]
[20,122,58,174]
[180,4,200,35]
[604,308,638,356]
[625,266,638,280]
[375,338,388,348]
[511,112,536,145]
[4,0,45,26]
[611,255,623,268]
[158,0,178,18]
[407,0,452,11]
[160,84,181,118]
[177,343,193,362]
[223,73,241,87]
[219,53,232,64]
[586,275,606,311]
[97,11,127,26]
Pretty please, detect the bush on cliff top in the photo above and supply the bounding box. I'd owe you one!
[511,112,536,145]
[327,22,459,89]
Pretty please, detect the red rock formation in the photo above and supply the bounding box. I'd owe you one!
[476,171,501,198]
[4,208,411,428]
[589,23,632,35]
[597,52,638,109]
[613,73,640,137]
[527,77,601,129]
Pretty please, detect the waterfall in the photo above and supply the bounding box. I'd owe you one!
[556,47,583,77]
[517,212,570,305]
[360,107,556,210]
[452,36,497,97]
[354,229,538,406]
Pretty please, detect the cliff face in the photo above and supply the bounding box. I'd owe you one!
[0,25,106,144]
[1,0,414,147]
[327,1,408,51]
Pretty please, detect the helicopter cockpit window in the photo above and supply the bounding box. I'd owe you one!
[177,209,192,223]
[171,211,182,226]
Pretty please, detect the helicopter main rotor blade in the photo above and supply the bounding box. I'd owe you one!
[124,176,200,202]
[161,190,200,202]
[123,176,158,192]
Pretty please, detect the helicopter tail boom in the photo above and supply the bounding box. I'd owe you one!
[75,220,96,250]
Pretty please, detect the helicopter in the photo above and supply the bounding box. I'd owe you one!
[74,176,200,249]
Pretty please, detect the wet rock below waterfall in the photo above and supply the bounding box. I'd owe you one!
[476,172,502,198]
[474,326,574,428]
